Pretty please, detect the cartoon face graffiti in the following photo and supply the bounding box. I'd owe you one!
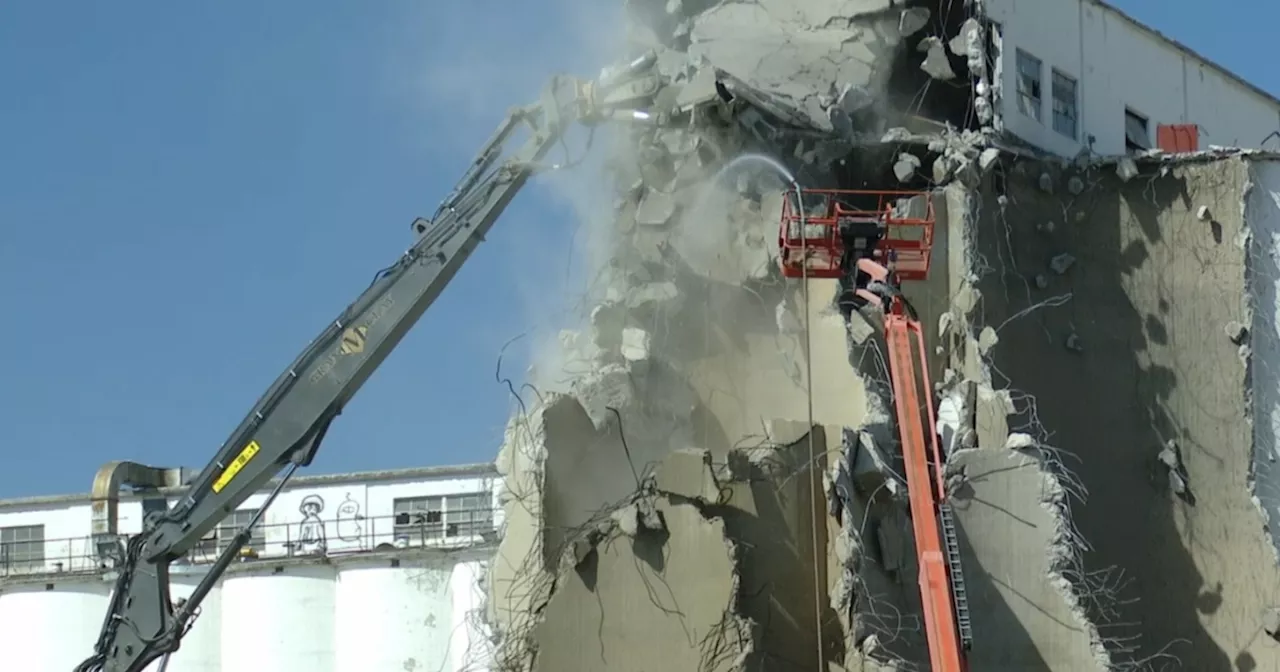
[295,494,327,555]
[335,493,364,544]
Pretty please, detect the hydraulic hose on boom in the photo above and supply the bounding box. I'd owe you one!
[778,189,969,671]
[76,53,660,672]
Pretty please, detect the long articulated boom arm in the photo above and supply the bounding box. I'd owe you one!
[884,309,968,672]
[853,258,968,671]
[76,54,659,672]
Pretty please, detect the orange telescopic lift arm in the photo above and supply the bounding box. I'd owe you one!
[779,189,970,672]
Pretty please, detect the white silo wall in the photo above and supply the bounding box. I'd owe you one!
[220,566,336,672]
[334,560,453,672]
[448,561,492,672]
[0,583,110,671]
[154,573,222,672]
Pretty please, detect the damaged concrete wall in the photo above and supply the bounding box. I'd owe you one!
[482,0,1077,669]
[960,152,1280,670]
[1246,158,1280,562]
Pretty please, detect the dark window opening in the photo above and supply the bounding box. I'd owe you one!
[1051,70,1078,139]
[1016,50,1043,122]
[1125,108,1150,152]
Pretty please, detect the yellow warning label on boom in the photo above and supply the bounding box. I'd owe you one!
[212,440,261,494]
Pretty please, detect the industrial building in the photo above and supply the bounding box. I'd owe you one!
[984,0,1280,156]
[10,0,1280,671]
[0,464,499,671]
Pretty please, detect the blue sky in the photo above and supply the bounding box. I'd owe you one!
[0,0,1275,499]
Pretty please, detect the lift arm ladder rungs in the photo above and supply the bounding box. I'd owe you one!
[885,310,968,672]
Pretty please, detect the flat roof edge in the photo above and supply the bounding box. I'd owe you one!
[0,462,499,512]
[1087,0,1280,113]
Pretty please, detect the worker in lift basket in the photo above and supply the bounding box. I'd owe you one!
[847,256,919,324]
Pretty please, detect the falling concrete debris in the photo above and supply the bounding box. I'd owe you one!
[893,152,921,182]
[919,36,956,80]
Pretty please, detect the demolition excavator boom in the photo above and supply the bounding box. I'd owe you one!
[75,52,660,672]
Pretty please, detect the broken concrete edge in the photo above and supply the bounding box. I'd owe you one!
[947,183,1116,670]
[489,412,766,669]
[1240,163,1280,565]
[487,399,556,668]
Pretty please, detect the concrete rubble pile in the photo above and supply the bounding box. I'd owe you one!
[481,0,1114,670]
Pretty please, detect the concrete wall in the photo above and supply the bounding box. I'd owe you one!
[1247,159,1280,562]
[986,0,1280,156]
[966,154,1280,669]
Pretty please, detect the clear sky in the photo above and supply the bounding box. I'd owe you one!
[1,1,1276,499]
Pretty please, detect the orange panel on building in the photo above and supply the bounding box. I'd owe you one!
[1157,124,1200,153]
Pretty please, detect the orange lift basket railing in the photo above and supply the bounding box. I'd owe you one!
[777,188,936,282]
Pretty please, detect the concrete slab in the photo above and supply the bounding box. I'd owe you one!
[949,449,1102,671]
[530,499,750,672]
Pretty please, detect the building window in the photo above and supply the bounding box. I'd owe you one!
[219,509,266,554]
[0,524,45,571]
[394,493,493,545]
[190,529,218,561]
[1051,70,1078,139]
[1124,108,1150,152]
[445,493,494,537]
[184,510,264,562]
[1015,49,1042,121]
[394,496,443,544]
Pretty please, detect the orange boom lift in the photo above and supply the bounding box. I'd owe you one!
[778,189,971,672]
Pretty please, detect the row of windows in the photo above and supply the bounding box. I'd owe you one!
[0,493,495,571]
[1014,48,1151,152]
[1015,49,1079,140]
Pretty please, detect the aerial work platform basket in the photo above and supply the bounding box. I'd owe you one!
[777,189,936,282]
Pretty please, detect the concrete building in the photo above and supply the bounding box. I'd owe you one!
[984,0,1280,157]
[482,0,1280,670]
[0,464,500,672]
[11,1,1280,671]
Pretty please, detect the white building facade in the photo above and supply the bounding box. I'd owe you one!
[0,464,501,672]
[981,0,1280,157]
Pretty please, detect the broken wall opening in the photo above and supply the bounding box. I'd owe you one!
[885,0,983,131]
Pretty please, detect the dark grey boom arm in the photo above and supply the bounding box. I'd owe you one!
[75,55,659,672]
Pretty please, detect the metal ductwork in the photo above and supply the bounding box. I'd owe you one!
[90,461,191,565]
